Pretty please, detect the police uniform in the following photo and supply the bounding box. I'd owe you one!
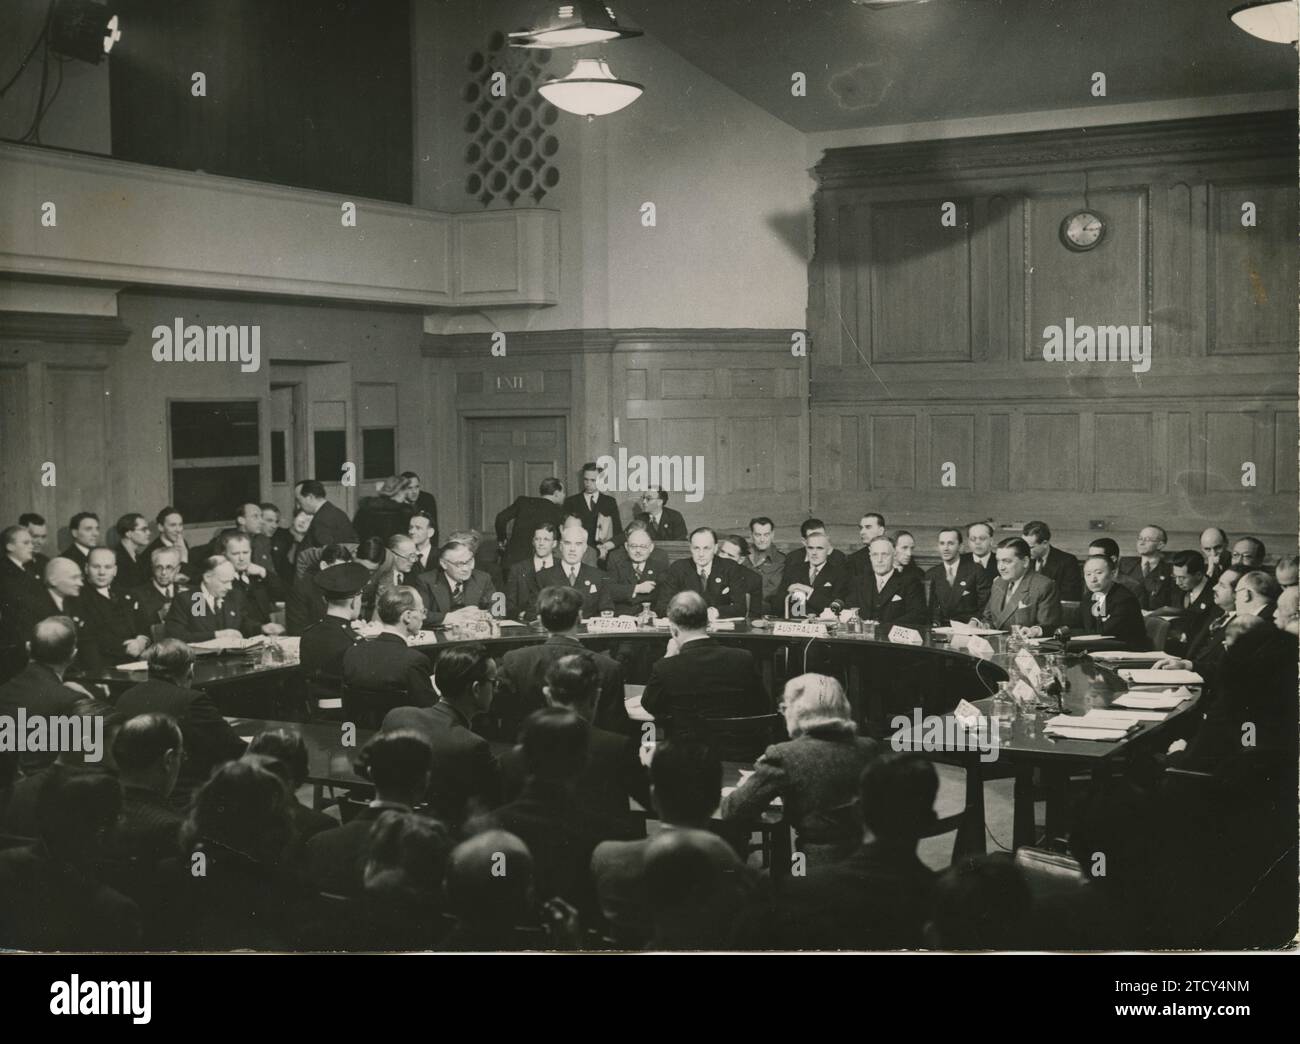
[300,563,368,690]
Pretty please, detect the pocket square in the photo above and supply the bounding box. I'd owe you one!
[822,581,832,587]
[1017,600,1029,610]
[891,594,902,602]
[722,587,730,595]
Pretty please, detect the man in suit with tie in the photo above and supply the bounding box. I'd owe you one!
[1200,527,1231,583]
[1230,536,1269,574]
[113,513,154,592]
[1022,521,1082,603]
[635,487,688,543]
[18,513,50,579]
[495,478,566,567]
[1080,555,1148,649]
[400,471,439,538]
[147,507,195,582]
[341,586,437,714]
[563,462,623,563]
[844,513,887,578]
[656,527,746,620]
[163,556,262,642]
[296,479,358,549]
[535,525,613,619]
[503,522,559,620]
[848,536,926,629]
[961,521,998,588]
[981,538,1062,636]
[1163,549,1216,653]
[365,534,419,622]
[412,540,498,628]
[746,517,787,607]
[1086,538,1143,602]
[60,512,101,574]
[0,524,46,681]
[775,531,851,616]
[641,591,766,729]
[1153,568,1242,694]
[927,527,992,624]
[1118,526,1176,610]
[219,532,282,634]
[79,547,151,671]
[30,558,91,668]
[718,535,765,618]
[407,510,438,574]
[605,521,668,617]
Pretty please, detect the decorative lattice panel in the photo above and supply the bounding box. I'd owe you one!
[463,31,561,207]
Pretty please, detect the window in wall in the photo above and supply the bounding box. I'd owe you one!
[362,427,396,480]
[271,431,287,483]
[313,429,348,484]
[169,400,261,524]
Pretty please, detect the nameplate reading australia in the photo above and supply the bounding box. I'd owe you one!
[773,621,828,638]
[888,625,923,645]
[585,617,638,634]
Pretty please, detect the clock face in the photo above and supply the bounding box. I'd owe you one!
[1061,210,1105,251]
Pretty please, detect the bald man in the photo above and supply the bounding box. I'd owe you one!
[534,525,613,618]
[443,830,538,951]
[1118,525,1176,610]
[163,556,262,642]
[1200,527,1231,582]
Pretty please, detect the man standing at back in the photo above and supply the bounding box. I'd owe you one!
[1022,521,1082,603]
[296,479,358,549]
[495,478,566,567]
[563,462,623,564]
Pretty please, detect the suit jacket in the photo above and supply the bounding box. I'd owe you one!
[229,572,274,628]
[110,785,184,864]
[1118,555,1176,611]
[656,558,746,618]
[59,544,92,573]
[503,557,553,621]
[131,580,188,637]
[116,678,247,792]
[960,551,999,589]
[732,563,765,617]
[495,496,566,565]
[1079,582,1148,649]
[0,663,104,775]
[982,571,1062,632]
[352,496,411,544]
[533,563,613,619]
[78,587,145,669]
[114,545,152,591]
[926,558,993,624]
[163,585,260,641]
[269,529,297,584]
[1032,545,1083,603]
[641,636,765,724]
[411,568,498,627]
[775,554,852,615]
[0,556,46,651]
[307,500,358,549]
[305,804,414,896]
[381,700,501,825]
[496,634,630,739]
[634,508,688,543]
[299,614,359,686]
[562,492,624,552]
[145,537,196,581]
[341,632,436,708]
[411,490,439,537]
[603,550,670,616]
[850,568,928,630]
[792,546,850,574]
[746,546,788,604]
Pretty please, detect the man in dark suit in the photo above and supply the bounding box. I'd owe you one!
[656,527,746,619]
[775,531,851,616]
[18,512,50,579]
[60,511,101,574]
[1079,555,1148,649]
[562,461,623,562]
[115,639,247,801]
[1162,550,1216,654]
[382,643,502,826]
[534,525,613,619]
[496,586,629,739]
[1199,527,1232,583]
[113,513,154,592]
[300,562,369,704]
[27,558,92,672]
[634,487,688,543]
[1023,521,1082,603]
[980,538,1062,636]
[296,479,358,549]
[605,521,671,616]
[79,547,151,671]
[1153,568,1242,688]
[0,524,46,680]
[232,503,283,595]
[717,535,765,618]
[401,471,439,538]
[285,543,354,636]
[407,511,438,575]
[411,540,499,627]
[927,527,992,624]
[341,586,436,714]
[792,518,852,575]
[1118,525,1176,610]
[1087,538,1144,602]
[147,507,196,583]
[163,556,263,642]
[961,520,998,589]
[849,536,927,630]
[108,713,185,864]
[642,591,766,727]
[495,477,566,567]
[503,522,558,621]
[1229,535,1268,574]
[218,531,282,633]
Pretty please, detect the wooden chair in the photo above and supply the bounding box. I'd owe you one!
[1144,613,1173,652]
[340,681,406,730]
[688,713,787,763]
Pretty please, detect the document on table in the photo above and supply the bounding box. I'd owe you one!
[1091,649,1163,662]
[1111,687,1193,710]
[933,622,1004,636]
[1046,710,1140,732]
[1120,669,1203,686]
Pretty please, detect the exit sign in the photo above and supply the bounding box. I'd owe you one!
[495,375,524,392]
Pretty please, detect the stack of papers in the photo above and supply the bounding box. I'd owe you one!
[1111,687,1193,710]
[189,635,263,652]
[1091,649,1163,663]
[933,622,1004,636]
[1120,668,1203,686]
[1043,709,1140,741]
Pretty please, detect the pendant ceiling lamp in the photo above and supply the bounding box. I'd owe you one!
[538,57,643,120]
[509,2,643,49]
[1228,1,1299,44]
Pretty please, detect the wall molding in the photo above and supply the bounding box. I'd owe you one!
[0,310,131,345]
[422,327,798,357]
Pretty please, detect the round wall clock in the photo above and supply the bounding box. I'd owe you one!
[1060,209,1106,251]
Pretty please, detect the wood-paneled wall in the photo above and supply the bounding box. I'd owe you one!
[808,111,1297,552]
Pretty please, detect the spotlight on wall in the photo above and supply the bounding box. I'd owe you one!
[1228,1,1299,44]
[49,0,121,63]
[510,2,643,49]
[538,57,643,120]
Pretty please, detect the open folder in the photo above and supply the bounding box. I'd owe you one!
[1119,668,1203,686]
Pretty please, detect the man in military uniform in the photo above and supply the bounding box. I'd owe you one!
[300,562,370,711]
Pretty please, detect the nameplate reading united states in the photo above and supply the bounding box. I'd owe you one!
[773,621,828,638]
[585,617,638,633]
[888,625,923,645]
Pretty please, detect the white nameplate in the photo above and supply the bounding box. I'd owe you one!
[459,619,495,639]
[888,625,923,645]
[774,621,828,638]
[1012,679,1039,705]
[585,616,639,634]
[953,698,982,727]
[966,636,995,660]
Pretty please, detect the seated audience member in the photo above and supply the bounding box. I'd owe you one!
[296,479,359,548]
[19,511,50,577]
[641,591,766,730]
[1230,536,1267,574]
[357,810,454,949]
[1168,549,1214,617]
[733,753,939,949]
[927,527,992,624]
[60,511,101,573]
[496,586,629,738]
[844,513,888,577]
[412,540,499,628]
[353,475,415,544]
[131,546,188,638]
[635,487,688,542]
[657,527,747,619]
[848,536,927,629]
[382,644,501,825]
[341,586,436,715]
[890,530,926,584]
[1200,526,1231,582]
[0,617,105,777]
[164,555,262,642]
[961,520,998,586]
[980,537,1061,636]
[1234,569,1280,622]
[1273,554,1297,588]
[1022,520,1082,603]
[495,477,566,566]
[274,507,312,583]
[558,515,599,568]
[234,502,280,587]
[1087,537,1143,601]
[0,770,141,950]
[401,471,439,537]
[306,730,434,896]
[591,738,726,944]
[745,517,787,606]
[147,506,193,581]
[1078,554,1148,649]
[533,525,613,619]
[443,830,540,951]
[723,674,877,866]
[286,543,353,636]
[260,501,287,570]
[775,529,850,616]
[113,512,153,591]
[503,522,559,621]
[0,523,46,678]
[371,534,419,612]
[1118,525,1177,610]
[108,713,185,865]
[925,854,1034,950]
[1153,568,1241,685]
[220,531,283,632]
[299,561,368,699]
[246,731,337,855]
[717,534,764,616]
[33,557,89,648]
[604,520,670,618]
[79,546,151,670]
[406,509,438,574]
[501,653,648,827]
[116,639,247,802]
[1275,585,1298,636]
[642,828,751,950]
[791,517,853,574]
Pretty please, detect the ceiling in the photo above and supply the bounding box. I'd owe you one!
[616,0,1298,132]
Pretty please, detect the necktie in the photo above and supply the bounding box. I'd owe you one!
[1003,581,1015,611]
[395,572,404,585]
[809,565,819,585]
[699,568,707,587]
[587,495,595,512]
[634,564,643,579]
[567,568,578,586]
[1143,561,1152,578]
[451,582,465,608]
[947,564,956,584]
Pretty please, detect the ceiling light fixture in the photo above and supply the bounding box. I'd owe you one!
[538,57,643,120]
[510,2,643,49]
[49,0,121,64]
[1228,1,1299,44]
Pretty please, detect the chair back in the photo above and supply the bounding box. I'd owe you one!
[686,713,787,763]
[341,681,406,730]
[1144,613,1173,652]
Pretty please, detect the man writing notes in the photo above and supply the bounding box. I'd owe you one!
[980,538,1061,637]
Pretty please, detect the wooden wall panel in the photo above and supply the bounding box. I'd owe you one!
[1209,181,1298,355]
[1094,412,1152,492]
[49,369,109,528]
[1020,414,1079,491]
[1205,411,1256,492]
[871,415,916,490]
[1273,411,1297,495]
[929,414,974,490]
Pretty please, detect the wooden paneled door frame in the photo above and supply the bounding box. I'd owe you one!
[460,409,571,547]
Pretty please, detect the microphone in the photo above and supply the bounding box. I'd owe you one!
[827,599,844,615]
[1053,626,1070,654]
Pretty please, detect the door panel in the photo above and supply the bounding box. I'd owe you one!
[465,416,566,537]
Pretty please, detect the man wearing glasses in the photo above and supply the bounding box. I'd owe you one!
[412,540,498,628]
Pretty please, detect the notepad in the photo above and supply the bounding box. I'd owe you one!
[1111,687,1192,710]
[1090,649,1163,662]
[1120,669,1202,686]
[116,660,149,672]
[1088,707,1168,722]
[1046,710,1140,732]
[1043,725,1130,741]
